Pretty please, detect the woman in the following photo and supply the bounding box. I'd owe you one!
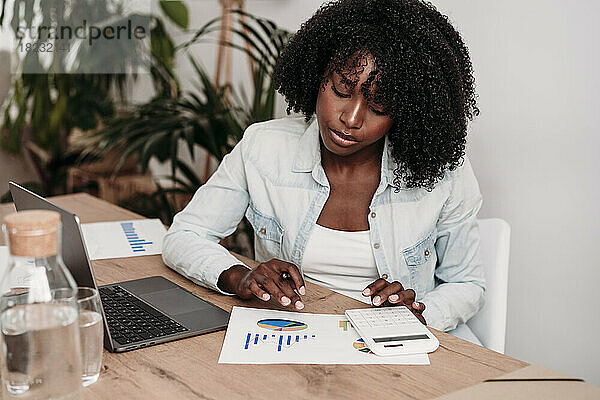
[163,0,485,338]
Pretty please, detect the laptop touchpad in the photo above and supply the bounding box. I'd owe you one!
[139,288,212,315]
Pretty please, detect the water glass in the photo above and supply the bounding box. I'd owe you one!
[76,287,103,387]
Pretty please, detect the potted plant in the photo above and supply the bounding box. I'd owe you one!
[88,10,291,255]
[90,10,289,218]
[0,0,189,197]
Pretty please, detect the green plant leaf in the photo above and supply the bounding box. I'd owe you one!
[0,0,7,25]
[151,19,176,63]
[177,16,221,50]
[175,159,202,187]
[159,0,189,30]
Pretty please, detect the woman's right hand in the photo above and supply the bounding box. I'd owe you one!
[217,259,305,310]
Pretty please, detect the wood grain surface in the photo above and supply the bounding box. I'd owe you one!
[0,193,528,399]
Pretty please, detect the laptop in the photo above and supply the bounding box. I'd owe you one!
[9,182,230,352]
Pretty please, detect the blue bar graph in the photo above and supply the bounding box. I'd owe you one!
[120,222,153,253]
[243,332,316,352]
[244,333,251,350]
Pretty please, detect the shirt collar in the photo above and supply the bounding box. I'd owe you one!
[291,117,320,173]
[291,117,397,189]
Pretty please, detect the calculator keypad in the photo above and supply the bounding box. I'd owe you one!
[347,307,418,329]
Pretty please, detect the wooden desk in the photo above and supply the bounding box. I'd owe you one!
[0,193,528,400]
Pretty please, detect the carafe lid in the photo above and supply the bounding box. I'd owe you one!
[3,210,60,257]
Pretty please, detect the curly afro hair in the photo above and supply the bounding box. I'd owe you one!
[273,0,479,190]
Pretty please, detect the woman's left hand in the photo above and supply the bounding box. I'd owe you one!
[362,279,427,324]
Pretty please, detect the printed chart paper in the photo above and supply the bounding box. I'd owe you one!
[218,307,430,365]
[81,219,166,260]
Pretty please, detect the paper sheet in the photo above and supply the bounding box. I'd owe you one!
[81,219,167,260]
[218,306,430,365]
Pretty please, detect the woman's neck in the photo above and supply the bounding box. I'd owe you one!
[319,137,385,177]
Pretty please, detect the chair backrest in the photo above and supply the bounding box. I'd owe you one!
[467,218,510,354]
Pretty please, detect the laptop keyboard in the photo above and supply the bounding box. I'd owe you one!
[99,286,189,345]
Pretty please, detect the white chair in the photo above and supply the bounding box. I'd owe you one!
[466,218,511,354]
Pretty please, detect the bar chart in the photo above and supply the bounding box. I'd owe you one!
[120,222,154,253]
[243,332,316,352]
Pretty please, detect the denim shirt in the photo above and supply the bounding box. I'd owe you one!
[162,117,485,331]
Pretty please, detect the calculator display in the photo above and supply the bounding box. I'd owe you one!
[373,334,429,343]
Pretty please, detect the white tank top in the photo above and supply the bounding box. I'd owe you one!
[301,224,379,304]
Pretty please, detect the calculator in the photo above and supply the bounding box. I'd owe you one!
[345,307,439,356]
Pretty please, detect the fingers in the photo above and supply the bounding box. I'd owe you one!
[411,302,427,325]
[362,278,389,298]
[369,281,405,306]
[412,301,426,314]
[269,265,304,310]
[248,281,270,302]
[363,279,422,316]
[392,288,416,306]
[276,276,304,310]
[254,273,290,306]
[281,263,305,295]
[242,260,305,310]
[254,268,304,310]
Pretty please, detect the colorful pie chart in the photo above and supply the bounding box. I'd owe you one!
[353,338,374,354]
[257,319,308,331]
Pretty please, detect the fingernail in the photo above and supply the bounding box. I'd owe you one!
[389,294,399,302]
[413,302,419,308]
[295,301,304,310]
[281,296,291,306]
[372,296,380,306]
[262,293,270,301]
[299,286,306,295]
[362,289,370,296]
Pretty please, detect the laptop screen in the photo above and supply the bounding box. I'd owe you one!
[9,182,98,289]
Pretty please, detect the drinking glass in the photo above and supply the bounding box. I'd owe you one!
[76,287,103,387]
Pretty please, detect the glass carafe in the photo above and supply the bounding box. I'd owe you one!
[0,210,82,399]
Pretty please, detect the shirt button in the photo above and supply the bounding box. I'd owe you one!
[381,274,389,280]
[260,228,266,234]
[370,212,376,218]
[373,243,380,249]
[424,249,430,257]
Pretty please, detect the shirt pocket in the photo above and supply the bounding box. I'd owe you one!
[403,230,437,298]
[245,203,284,259]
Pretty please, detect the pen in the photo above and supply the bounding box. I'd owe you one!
[281,271,304,297]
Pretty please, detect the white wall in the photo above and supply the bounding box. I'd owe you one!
[432,0,600,385]
[154,0,599,384]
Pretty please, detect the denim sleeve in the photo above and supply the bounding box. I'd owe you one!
[421,158,486,331]
[162,127,255,295]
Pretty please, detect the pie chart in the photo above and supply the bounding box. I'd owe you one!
[353,338,374,354]
[257,319,308,331]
